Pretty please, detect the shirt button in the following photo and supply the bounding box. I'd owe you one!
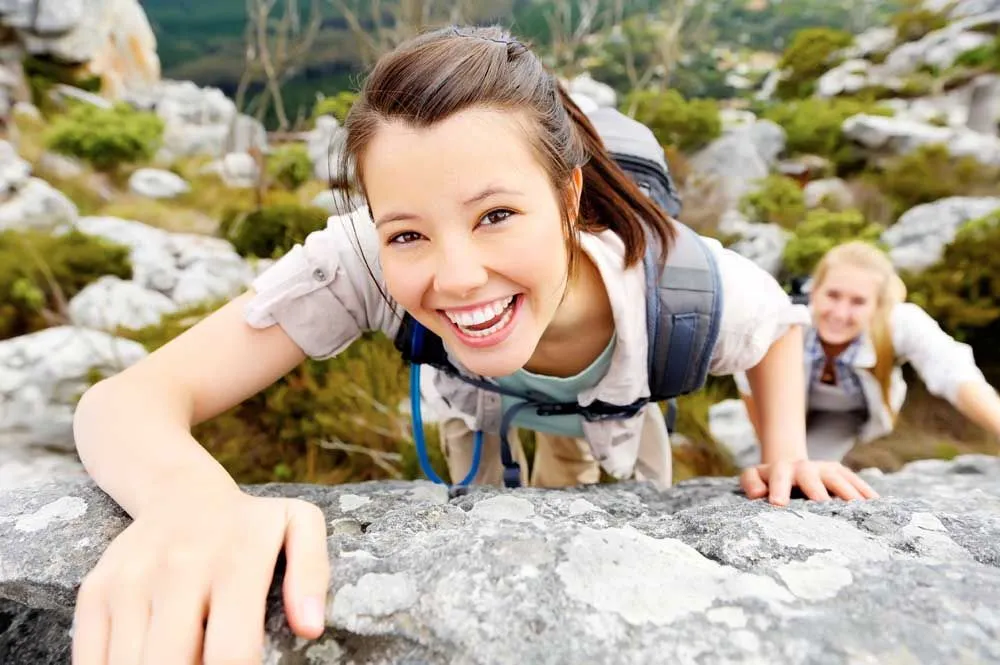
[312,268,327,282]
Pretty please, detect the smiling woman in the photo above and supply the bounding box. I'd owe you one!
[69,24,882,665]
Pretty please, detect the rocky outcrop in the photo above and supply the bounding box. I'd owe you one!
[0,0,161,100]
[881,196,1000,271]
[842,113,1000,165]
[2,456,1000,663]
[689,120,787,210]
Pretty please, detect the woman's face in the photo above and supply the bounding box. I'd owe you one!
[811,264,880,346]
[363,107,575,378]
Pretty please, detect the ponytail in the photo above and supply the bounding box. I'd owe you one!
[556,86,675,267]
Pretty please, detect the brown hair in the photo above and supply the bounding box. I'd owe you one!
[812,241,907,415]
[338,25,675,277]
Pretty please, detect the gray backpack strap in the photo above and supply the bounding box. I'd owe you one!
[586,107,683,218]
[644,220,723,401]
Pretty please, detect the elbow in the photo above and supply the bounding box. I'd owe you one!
[72,375,121,463]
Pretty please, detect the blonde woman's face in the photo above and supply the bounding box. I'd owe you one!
[811,265,880,346]
[362,108,572,378]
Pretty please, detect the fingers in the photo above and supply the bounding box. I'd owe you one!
[846,470,880,499]
[793,463,832,502]
[144,562,209,665]
[819,466,864,501]
[72,573,110,665]
[740,467,768,500]
[106,570,151,665]
[202,535,281,665]
[281,499,330,639]
[767,462,795,507]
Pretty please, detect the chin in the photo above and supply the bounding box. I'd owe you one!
[449,342,534,379]
[817,327,858,346]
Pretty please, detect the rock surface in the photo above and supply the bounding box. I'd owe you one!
[2,455,1000,663]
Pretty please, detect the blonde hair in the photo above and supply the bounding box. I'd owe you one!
[811,242,907,415]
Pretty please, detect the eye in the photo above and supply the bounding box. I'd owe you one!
[480,208,514,227]
[388,231,424,245]
[851,297,868,307]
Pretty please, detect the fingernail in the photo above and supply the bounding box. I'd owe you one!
[301,596,326,630]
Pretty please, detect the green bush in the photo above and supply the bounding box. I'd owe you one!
[312,91,358,124]
[23,55,102,111]
[268,144,313,191]
[0,229,132,340]
[905,212,1000,346]
[45,103,164,171]
[219,203,330,259]
[783,209,884,276]
[953,34,1000,72]
[739,175,807,228]
[763,98,893,173]
[868,144,1000,220]
[775,27,855,100]
[890,2,949,42]
[625,90,722,153]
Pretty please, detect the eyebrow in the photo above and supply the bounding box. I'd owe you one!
[374,185,523,227]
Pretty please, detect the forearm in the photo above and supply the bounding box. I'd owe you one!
[744,325,808,464]
[740,392,764,443]
[73,375,240,519]
[954,380,1000,436]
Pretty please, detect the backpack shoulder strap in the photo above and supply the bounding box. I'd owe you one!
[644,220,724,401]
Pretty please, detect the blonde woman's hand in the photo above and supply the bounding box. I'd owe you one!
[72,488,329,665]
[740,459,880,506]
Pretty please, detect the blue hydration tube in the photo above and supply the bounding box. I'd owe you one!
[409,325,483,487]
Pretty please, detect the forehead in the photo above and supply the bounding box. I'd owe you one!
[819,264,879,298]
[360,107,550,207]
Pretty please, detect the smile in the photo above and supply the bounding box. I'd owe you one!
[439,294,522,347]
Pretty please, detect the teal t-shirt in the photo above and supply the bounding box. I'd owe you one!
[495,334,616,437]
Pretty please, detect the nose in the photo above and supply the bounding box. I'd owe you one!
[431,237,489,298]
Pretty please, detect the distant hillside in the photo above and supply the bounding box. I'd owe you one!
[138,0,900,125]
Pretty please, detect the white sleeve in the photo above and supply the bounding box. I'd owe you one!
[704,238,810,377]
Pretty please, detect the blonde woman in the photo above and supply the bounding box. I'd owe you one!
[740,241,1000,463]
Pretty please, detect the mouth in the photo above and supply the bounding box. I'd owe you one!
[438,294,523,348]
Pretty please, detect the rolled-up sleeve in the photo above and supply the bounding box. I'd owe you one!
[705,240,811,378]
[892,302,987,404]
[244,207,397,359]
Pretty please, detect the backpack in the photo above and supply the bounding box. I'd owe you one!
[394,107,723,489]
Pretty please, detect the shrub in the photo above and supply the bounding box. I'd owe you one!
[312,91,358,124]
[46,103,164,171]
[739,175,807,228]
[867,144,1000,220]
[890,2,949,42]
[219,203,330,259]
[953,34,1000,72]
[775,27,855,100]
[625,90,722,153]
[763,98,893,173]
[905,212,1000,346]
[22,55,101,111]
[782,209,884,276]
[0,229,132,339]
[268,144,313,191]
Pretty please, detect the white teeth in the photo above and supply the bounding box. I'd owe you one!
[459,300,516,338]
[444,296,513,327]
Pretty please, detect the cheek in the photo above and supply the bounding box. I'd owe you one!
[379,251,426,308]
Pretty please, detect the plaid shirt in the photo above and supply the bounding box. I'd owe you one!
[805,327,867,403]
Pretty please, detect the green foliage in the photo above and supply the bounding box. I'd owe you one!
[219,203,330,259]
[670,376,739,482]
[45,104,164,171]
[22,55,102,110]
[868,144,1000,220]
[890,1,949,42]
[740,175,807,228]
[763,98,893,173]
[0,229,132,340]
[905,212,1000,345]
[312,91,359,124]
[268,144,314,191]
[625,90,722,153]
[953,34,1000,72]
[775,27,854,99]
[783,209,884,276]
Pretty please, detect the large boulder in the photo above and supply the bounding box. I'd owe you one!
[689,121,787,210]
[0,177,79,231]
[0,0,161,100]
[881,196,1000,272]
[2,456,1000,663]
[0,327,147,448]
[842,114,1000,166]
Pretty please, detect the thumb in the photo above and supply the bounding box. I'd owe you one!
[281,499,330,639]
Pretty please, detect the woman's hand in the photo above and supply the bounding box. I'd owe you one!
[740,459,879,506]
[72,489,329,664]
